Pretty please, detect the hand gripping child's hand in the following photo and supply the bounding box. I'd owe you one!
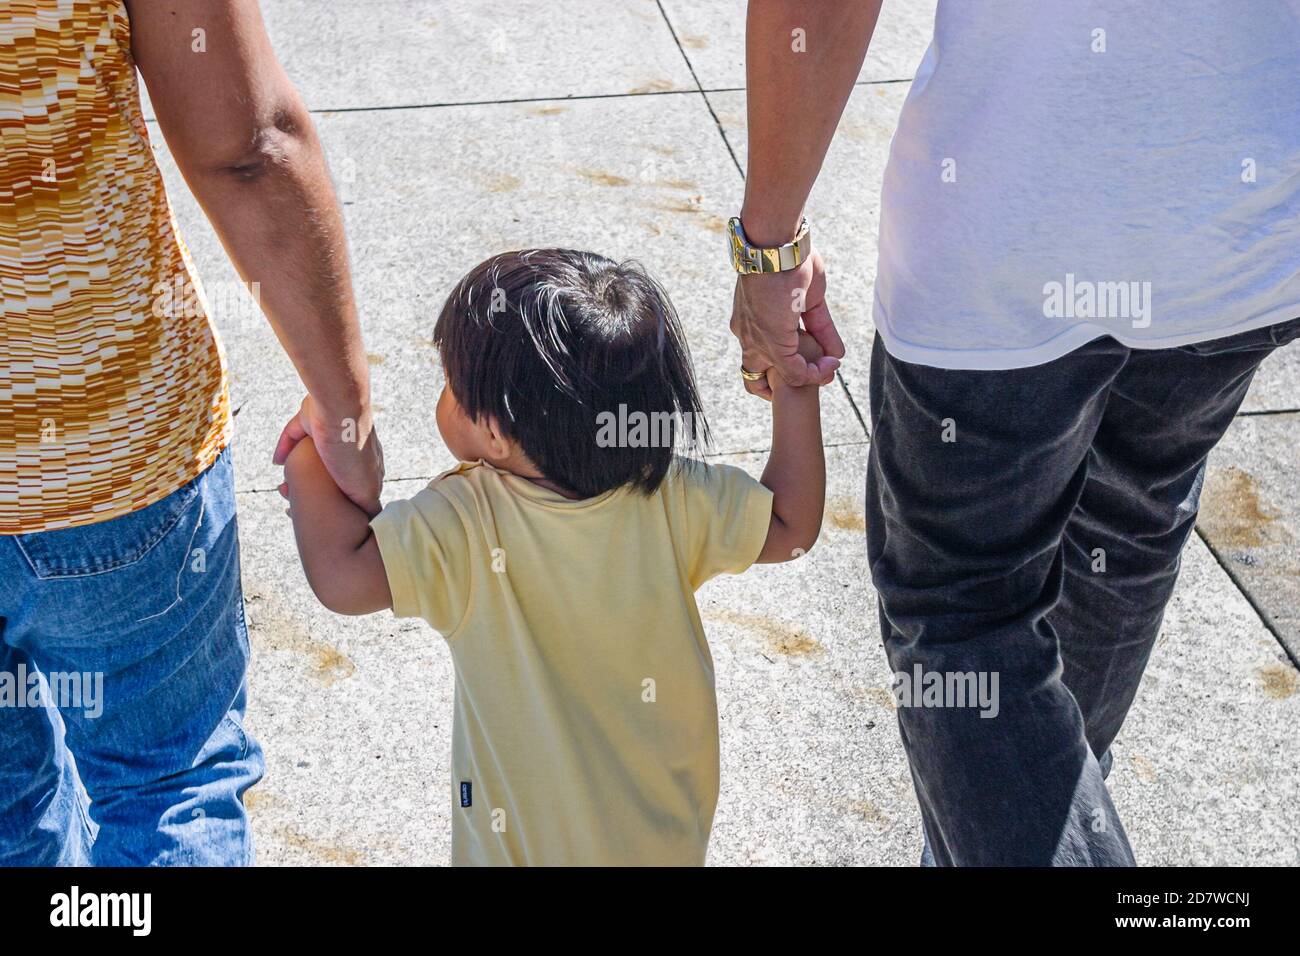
[771,331,831,393]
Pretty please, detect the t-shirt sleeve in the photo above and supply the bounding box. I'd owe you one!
[369,485,472,634]
[678,460,774,589]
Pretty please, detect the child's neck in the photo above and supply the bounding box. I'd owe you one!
[521,474,584,500]
[486,450,584,500]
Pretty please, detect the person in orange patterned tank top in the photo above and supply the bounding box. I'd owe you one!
[0,0,381,865]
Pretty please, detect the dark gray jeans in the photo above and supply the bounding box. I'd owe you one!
[866,319,1300,866]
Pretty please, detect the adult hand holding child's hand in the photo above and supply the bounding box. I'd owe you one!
[730,250,843,401]
[273,394,385,517]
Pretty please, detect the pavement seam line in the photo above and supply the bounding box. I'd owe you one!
[142,82,915,125]
[235,440,876,495]
[302,76,910,113]
[1195,526,1300,671]
[1236,407,1300,417]
[653,0,745,176]
[836,370,872,438]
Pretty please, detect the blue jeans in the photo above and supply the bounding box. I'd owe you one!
[866,318,1300,866]
[0,447,263,866]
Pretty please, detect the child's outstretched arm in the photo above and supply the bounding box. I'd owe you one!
[756,333,827,563]
[283,437,392,615]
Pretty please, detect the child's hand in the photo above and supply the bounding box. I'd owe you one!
[772,331,835,392]
[796,329,826,366]
[273,394,384,517]
[280,433,393,615]
[278,435,323,508]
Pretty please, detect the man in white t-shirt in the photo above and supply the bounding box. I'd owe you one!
[727,1,1300,864]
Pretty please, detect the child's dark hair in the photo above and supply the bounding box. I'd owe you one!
[433,249,710,498]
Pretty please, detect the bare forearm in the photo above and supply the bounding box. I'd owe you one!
[741,0,882,245]
[127,0,370,427]
[188,125,370,425]
[759,384,825,560]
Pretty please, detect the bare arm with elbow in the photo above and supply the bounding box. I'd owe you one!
[125,0,382,513]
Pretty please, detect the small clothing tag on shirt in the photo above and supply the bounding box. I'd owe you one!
[460,781,472,808]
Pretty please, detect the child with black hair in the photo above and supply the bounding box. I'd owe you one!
[282,248,828,865]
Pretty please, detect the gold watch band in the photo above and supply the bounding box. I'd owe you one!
[728,216,812,275]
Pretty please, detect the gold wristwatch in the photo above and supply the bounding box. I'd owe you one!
[727,216,812,275]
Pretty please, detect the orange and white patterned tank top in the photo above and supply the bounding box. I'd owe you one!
[1,0,230,533]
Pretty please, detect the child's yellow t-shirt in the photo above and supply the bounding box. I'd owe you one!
[370,458,773,866]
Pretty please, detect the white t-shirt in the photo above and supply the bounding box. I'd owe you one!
[874,1,1300,369]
